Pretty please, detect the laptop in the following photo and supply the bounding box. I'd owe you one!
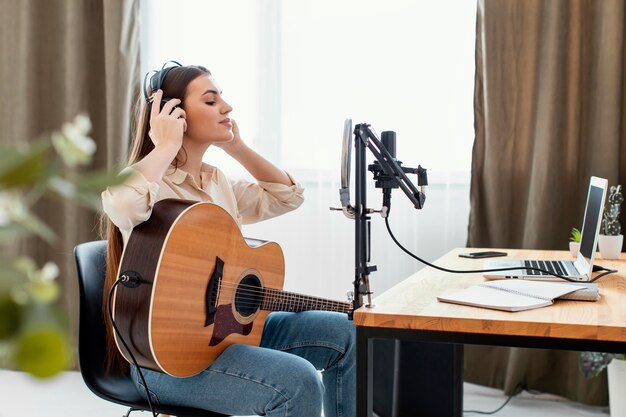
[483,176,608,282]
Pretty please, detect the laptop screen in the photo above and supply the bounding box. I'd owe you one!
[577,177,608,273]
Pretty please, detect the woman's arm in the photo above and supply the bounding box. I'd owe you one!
[135,90,187,182]
[216,120,292,186]
[101,91,186,232]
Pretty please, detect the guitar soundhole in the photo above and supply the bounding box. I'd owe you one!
[235,274,262,317]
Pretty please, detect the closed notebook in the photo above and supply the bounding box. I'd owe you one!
[437,280,598,312]
[557,283,599,301]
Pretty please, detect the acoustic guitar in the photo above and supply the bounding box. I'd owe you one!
[112,199,352,377]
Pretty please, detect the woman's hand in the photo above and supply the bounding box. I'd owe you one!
[148,89,187,153]
[131,91,187,183]
[214,118,244,155]
[214,119,292,186]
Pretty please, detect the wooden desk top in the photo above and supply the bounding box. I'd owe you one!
[353,248,626,343]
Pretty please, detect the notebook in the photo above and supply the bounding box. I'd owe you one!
[437,280,598,312]
[483,176,608,282]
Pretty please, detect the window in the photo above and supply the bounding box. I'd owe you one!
[141,1,476,298]
[279,0,476,177]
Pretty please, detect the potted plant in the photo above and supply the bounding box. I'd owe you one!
[569,227,581,257]
[580,352,626,414]
[598,184,623,259]
[0,115,127,378]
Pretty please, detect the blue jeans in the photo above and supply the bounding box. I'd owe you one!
[131,311,355,417]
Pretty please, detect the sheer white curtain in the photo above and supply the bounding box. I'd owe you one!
[141,0,475,300]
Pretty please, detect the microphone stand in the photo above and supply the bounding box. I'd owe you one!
[348,124,461,417]
[352,123,428,313]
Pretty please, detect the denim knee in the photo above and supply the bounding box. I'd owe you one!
[266,360,323,417]
[291,364,324,416]
[336,315,356,352]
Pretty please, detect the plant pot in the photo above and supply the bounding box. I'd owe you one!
[608,359,626,416]
[598,234,624,260]
[569,241,580,258]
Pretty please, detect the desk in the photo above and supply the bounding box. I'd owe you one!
[353,248,626,417]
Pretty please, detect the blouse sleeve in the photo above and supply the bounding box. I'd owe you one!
[101,166,160,232]
[229,172,305,224]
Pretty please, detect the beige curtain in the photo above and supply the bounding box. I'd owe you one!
[467,0,626,405]
[0,0,140,358]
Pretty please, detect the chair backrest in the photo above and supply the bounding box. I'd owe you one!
[74,240,146,406]
[74,240,228,417]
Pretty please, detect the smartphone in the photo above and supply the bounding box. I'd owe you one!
[458,251,508,259]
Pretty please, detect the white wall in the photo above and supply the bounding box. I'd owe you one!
[243,174,470,301]
[141,0,476,302]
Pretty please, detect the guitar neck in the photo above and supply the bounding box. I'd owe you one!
[262,287,352,314]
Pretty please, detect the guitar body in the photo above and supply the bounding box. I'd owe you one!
[113,199,284,377]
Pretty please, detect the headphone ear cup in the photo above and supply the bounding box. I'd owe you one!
[144,61,183,105]
[159,98,180,114]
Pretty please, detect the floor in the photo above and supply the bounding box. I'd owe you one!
[0,369,609,417]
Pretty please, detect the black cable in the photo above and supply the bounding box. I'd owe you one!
[588,266,618,282]
[107,278,158,417]
[463,383,524,415]
[384,217,617,282]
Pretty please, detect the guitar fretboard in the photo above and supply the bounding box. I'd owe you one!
[261,287,352,314]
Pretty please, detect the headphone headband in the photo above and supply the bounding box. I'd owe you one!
[143,60,183,103]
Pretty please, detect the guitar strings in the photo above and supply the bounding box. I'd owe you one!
[225,297,350,309]
[228,296,350,308]
[216,301,350,312]
[157,278,350,310]
[191,282,350,310]
[204,281,349,306]
[213,291,349,309]
[219,289,349,308]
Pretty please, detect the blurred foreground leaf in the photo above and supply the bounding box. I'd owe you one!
[0,141,51,188]
[16,211,56,243]
[14,327,70,378]
[0,223,33,242]
[0,114,120,378]
[46,169,131,211]
[0,295,20,340]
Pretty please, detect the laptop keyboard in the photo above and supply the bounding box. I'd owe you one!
[524,260,567,276]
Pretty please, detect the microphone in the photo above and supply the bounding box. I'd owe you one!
[370,131,399,214]
[381,131,396,160]
[369,130,427,213]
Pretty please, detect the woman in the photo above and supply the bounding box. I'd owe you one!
[101,63,355,417]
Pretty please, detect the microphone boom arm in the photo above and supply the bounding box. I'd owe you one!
[348,123,427,312]
[332,120,428,313]
[357,124,426,210]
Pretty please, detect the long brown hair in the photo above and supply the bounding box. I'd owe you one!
[100,65,211,374]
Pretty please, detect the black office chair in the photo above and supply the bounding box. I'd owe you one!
[74,240,229,417]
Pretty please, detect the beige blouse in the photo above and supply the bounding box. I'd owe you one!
[101,163,305,245]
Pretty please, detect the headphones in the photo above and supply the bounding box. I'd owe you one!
[143,60,183,111]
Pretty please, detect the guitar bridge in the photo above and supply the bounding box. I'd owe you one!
[204,256,224,327]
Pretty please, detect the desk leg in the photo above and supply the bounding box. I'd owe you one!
[357,327,373,417]
[391,341,463,417]
[357,327,464,417]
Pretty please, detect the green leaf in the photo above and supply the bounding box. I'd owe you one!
[75,169,133,191]
[17,212,57,243]
[0,141,52,188]
[45,169,132,211]
[14,326,70,378]
[25,280,60,304]
[0,259,28,288]
[0,295,20,340]
[0,223,34,242]
[72,191,104,211]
